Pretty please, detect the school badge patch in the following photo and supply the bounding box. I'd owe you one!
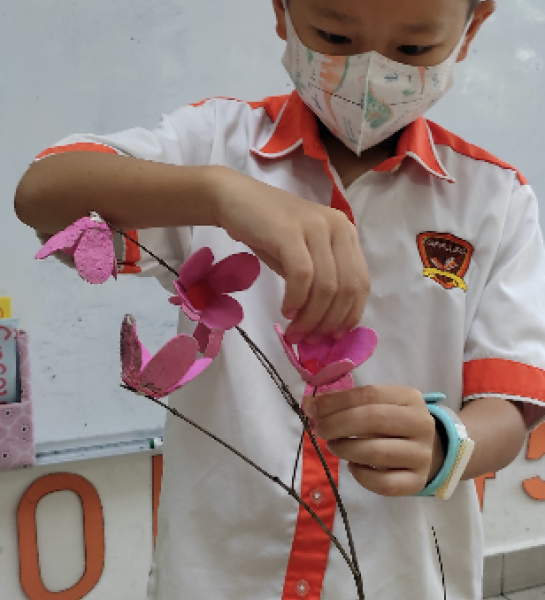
[417,232,473,291]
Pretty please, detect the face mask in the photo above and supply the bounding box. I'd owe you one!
[282,7,470,155]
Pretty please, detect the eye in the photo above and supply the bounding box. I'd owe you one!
[317,29,352,45]
[397,45,433,56]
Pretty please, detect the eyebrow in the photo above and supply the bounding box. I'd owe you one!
[398,21,447,34]
[310,5,447,34]
[310,4,354,24]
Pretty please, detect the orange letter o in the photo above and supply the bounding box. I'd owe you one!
[17,473,105,599]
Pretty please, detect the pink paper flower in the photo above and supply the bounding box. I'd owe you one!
[120,315,221,399]
[275,324,378,388]
[169,247,260,330]
[36,212,116,284]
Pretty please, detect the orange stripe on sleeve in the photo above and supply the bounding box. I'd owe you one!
[36,142,119,160]
[36,142,143,274]
[118,230,142,274]
[464,358,545,403]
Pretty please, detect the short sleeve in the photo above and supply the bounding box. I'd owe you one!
[463,182,545,428]
[35,100,218,290]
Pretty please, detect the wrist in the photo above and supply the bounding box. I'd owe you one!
[205,165,239,229]
[416,394,475,500]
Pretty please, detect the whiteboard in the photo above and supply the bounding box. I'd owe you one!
[1,0,544,460]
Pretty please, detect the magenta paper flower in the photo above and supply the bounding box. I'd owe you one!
[36,212,116,284]
[169,247,260,330]
[275,324,378,388]
[120,315,221,399]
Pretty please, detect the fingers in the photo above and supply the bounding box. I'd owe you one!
[328,437,431,473]
[347,463,428,497]
[304,385,428,420]
[302,386,437,497]
[306,228,369,340]
[214,171,369,339]
[314,403,430,441]
[284,211,370,343]
[284,222,338,342]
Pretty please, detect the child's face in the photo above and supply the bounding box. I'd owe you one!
[273,0,495,67]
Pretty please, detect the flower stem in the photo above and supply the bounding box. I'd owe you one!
[291,430,304,492]
[236,330,364,600]
[110,223,365,600]
[121,384,358,578]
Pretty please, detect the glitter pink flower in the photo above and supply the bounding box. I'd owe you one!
[169,247,260,330]
[36,212,116,284]
[275,324,378,388]
[120,315,222,399]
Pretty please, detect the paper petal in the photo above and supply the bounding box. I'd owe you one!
[120,315,146,386]
[309,360,355,387]
[204,329,224,359]
[171,357,213,391]
[274,323,315,381]
[327,327,378,366]
[177,247,214,290]
[207,253,260,294]
[138,334,199,398]
[298,336,336,367]
[35,219,88,259]
[200,295,243,330]
[73,226,116,284]
[310,372,354,395]
[274,324,298,367]
[193,322,211,353]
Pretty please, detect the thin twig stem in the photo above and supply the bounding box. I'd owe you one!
[111,223,364,600]
[290,387,316,492]
[237,328,364,599]
[121,384,357,576]
[291,430,304,491]
[104,219,179,277]
[432,526,447,600]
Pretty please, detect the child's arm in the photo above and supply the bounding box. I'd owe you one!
[15,151,369,344]
[303,388,527,497]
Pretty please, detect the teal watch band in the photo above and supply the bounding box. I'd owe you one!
[415,393,475,500]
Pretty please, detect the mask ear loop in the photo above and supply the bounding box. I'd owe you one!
[454,17,474,58]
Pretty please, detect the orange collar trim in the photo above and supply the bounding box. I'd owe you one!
[251,91,454,183]
[251,92,328,162]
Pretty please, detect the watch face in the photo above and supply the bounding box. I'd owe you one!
[436,438,475,500]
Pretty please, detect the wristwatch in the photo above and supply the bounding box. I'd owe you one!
[415,393,475,500]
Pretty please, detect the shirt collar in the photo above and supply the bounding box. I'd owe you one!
[251,91,455,183]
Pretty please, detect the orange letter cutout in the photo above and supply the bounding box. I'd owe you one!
[474,472,496,511]
[523,422,545,500]
[17,473,105,600]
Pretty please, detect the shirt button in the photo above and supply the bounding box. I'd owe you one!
[295,580,310,597]
[310,488,324,506]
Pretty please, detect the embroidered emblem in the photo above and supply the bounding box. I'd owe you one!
[417,232,473,291]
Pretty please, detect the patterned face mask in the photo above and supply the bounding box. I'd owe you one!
[282,7,470,155]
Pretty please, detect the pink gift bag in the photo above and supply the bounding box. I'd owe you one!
[0,332,36,470]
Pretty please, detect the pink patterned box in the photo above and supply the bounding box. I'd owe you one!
[0,332,36,470]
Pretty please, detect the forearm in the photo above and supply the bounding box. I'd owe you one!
[14,152,223,234]
[458,396,527,480]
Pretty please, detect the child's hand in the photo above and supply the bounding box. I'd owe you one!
[211,167,370,343]
[303,385,443,496]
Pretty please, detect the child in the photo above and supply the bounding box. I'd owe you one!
[14,0,545,598]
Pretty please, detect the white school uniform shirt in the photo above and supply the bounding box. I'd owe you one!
[38,91,545,600]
